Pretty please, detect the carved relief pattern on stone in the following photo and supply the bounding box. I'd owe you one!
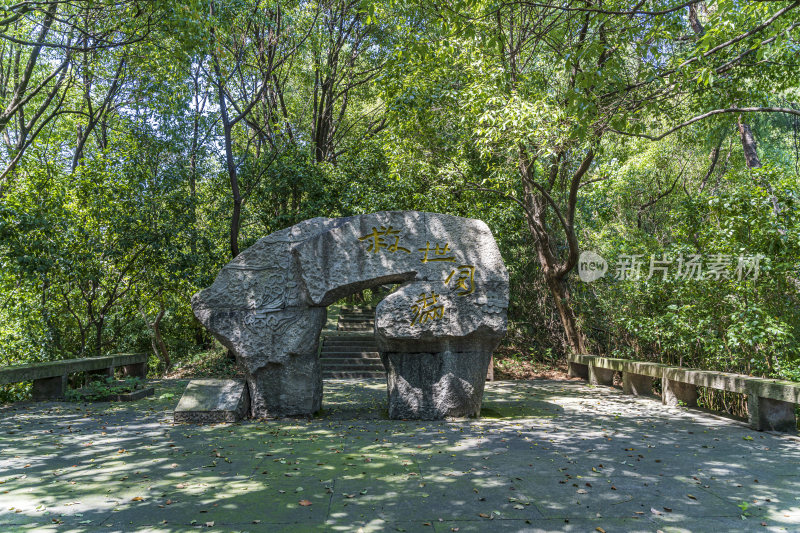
[243,310,294,336]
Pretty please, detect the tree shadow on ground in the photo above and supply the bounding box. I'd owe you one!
[0,379,798,532]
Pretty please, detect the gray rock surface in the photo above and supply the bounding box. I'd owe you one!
[374,281,507,353]
[381,351,492,419]
[192,211,508,419]
[192,218,341,417]
[174,379,250,423]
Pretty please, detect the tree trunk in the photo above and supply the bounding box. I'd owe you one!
[139,297,171,370]
[738,116,785,234]
[189,74,200,257]
[688,4,705,36]
[151,310,171,370]
[544,274,586,354]
[94,317,104,357]
[212,51,241,258]
[737,116,762,168]
[520,164,588,355]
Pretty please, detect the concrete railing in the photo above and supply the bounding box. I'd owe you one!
[566,354,800,434]
[0,353,148,400]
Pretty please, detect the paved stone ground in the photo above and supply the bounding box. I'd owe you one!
[1,378,799,532]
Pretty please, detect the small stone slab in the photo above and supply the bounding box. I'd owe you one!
[174,379,249,424]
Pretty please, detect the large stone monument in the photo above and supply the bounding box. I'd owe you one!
[191,211,508,419]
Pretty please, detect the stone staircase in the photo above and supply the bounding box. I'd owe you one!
[320,306,386,379]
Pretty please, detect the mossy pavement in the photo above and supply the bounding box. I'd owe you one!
[1,379,799,532]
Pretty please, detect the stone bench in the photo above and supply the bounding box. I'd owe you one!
[567,354,800,434]
[0,353,148,400]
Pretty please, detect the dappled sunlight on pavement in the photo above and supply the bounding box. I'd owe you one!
[1,378,798,532]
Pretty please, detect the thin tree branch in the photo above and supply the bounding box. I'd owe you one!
[611,107,800,141]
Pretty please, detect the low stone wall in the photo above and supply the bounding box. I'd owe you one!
[0,353,149,401]
[566,354,800,434]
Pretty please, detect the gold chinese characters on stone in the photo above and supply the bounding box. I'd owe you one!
[411,291,445,326]
[356,230,478,324]
[446,265,475,296]
[358,226,411,254]
[418,241,455,263]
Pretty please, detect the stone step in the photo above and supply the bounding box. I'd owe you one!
[320,352,381,359]
[321,340,378,346]
[321,349,380,354]
[322,340,377,345]
[322,341,377,348]
[321,347,379,352]
[319,350,380,359]
[320,363,385,372]
[320,354,381,365]
[336,309,375,333]
[324,337,375,341]
[323,371,385,379]
[320,350,380,356]
[321,366,385,373]
[320,359,384,367]
[339,306,376,313]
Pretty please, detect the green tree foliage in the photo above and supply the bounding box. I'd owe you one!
[0,0,798,401]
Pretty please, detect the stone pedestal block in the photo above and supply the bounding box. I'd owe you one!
[589,365,615,386]
[248,353,322,418]
[374,280,506,419]
[175,379,250,424]
[623,373,653,396]
[32,375,67,400]
[748,394,797,433]
[568,362,588,379]
[662,378,698,407]
[381,351,491,419]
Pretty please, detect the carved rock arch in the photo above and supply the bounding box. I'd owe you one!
[192,211,508,419]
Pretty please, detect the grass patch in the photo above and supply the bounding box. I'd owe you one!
[164,348,243,380]
[493,350,568,380]
[65,377,146,402]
